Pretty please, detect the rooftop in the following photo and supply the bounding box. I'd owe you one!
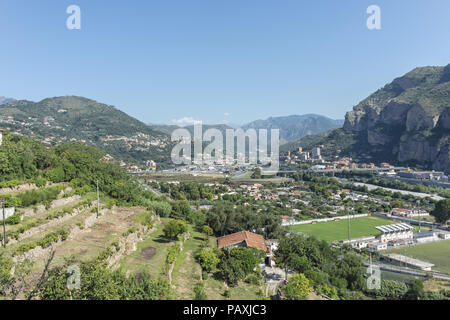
[382,253,435,269]
[375,223,414,234]
[217,231,267,252]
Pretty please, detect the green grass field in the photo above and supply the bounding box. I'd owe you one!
[386,240,450,275]
[289,216,395,243]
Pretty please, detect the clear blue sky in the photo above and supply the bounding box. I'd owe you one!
[1,0,449,125]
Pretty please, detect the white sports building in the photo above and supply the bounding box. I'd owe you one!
[375,223,414,243]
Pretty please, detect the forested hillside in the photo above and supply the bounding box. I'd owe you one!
[0,96,174,165]
[0,131,142,204]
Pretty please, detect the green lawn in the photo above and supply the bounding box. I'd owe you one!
[119,218,172,278]
[386,240,450,275]
[289,216,395,243]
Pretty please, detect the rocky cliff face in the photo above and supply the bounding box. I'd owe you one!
[344,65,450,173]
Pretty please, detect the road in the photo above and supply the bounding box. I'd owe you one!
[142,185,164,198]
[232,171,249,180]
[349,181,445,201]
[364,262,450,281]
[263,266,288,298]
[372,212,449,231]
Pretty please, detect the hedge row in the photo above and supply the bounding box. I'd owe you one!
[15,229,69,255]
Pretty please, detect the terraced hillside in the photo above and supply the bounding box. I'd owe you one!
[0,133,265,300]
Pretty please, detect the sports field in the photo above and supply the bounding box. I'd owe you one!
[386,239,450,275]
[289,216,395,243]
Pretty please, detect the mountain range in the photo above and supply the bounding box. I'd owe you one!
[2,63,448,172]
[0,95,343,165]
[150,115,343,145]
[0,96,15,105]
[284,64,450,173]
[242,114,343,145]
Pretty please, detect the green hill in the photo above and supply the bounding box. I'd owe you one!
[0,131,144,204]
[0,96,174,165]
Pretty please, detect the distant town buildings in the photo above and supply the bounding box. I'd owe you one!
[146,160,157,171]
[311,147,321,160]
[390,208,429,218]
[398,170,448,182]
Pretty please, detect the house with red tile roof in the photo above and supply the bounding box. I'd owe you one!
[391,208,413,217]
[217,231,267,252]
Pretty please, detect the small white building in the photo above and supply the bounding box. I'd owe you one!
[414,231,438,244]
[438,232,450,240]
[339,236,376,249]
[367,241,388,252]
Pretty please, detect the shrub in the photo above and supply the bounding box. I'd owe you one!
[193,282,207,300]
[17,186,63,207]
[138,213,154,228]
[150,201,172,218]
[245,274,260,286]
[282,273,313,300]
[3,194,22,208]
[5,214,21,225]
[374,280,408,300]
[33,177,48,187]
[46,167,65,183]
[166,243,181,266]
[16,242,38,255]
[163,220,187,240]
[195,249,220,273]
[122,227,137,237]
[36,229,68,249]
[0,180,24,189]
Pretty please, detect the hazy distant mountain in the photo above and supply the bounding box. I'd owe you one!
[0,96,16,105]
[0,96,173,164]
[148,123,234,136]
[242,114,344,145]
[148,124,180,135]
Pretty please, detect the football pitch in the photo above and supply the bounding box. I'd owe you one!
[386,240,450,274]
[289,216,395,243]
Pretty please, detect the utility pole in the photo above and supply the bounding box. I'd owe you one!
[96,180,100,219]
[2,199,5,248]
[0,130,4,247]
[347,202,351,242]
[416,199,421,233]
